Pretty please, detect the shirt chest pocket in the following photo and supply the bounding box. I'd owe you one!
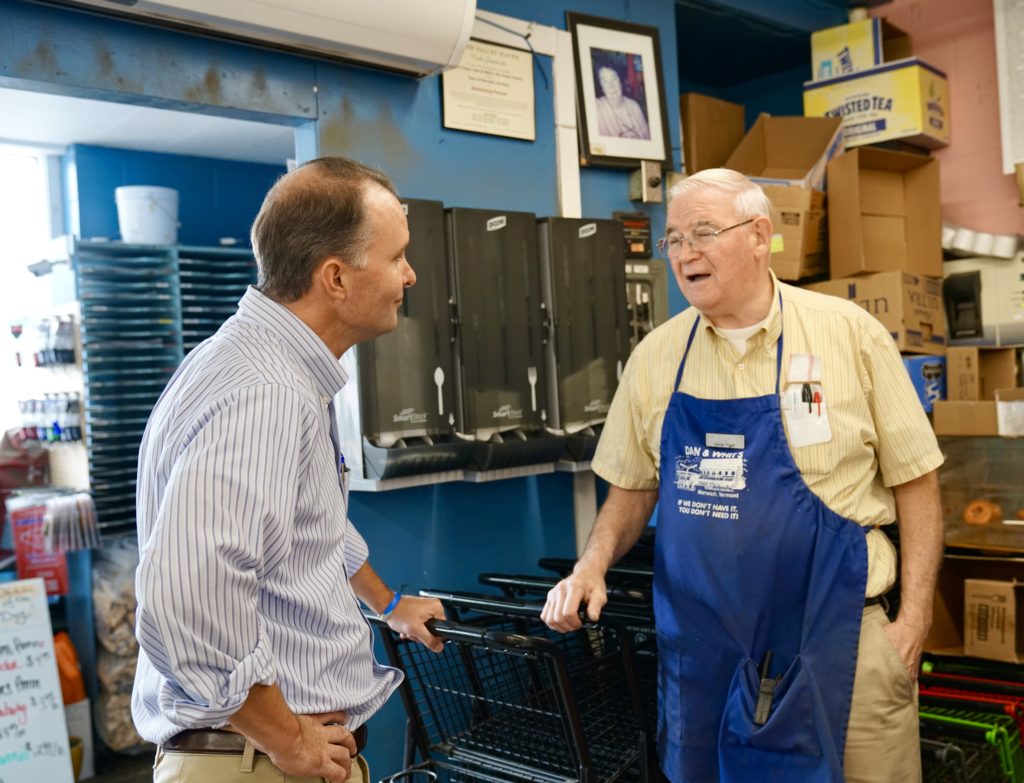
[784,378,868,481]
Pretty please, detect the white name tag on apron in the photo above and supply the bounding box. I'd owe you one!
[707,433,744,450]
[782,354,832,447]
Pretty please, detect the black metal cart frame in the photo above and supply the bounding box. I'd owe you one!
[374,591,648,783]
[473,575,658,740]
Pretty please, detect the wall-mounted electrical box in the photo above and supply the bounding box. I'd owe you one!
[625,260,670,351]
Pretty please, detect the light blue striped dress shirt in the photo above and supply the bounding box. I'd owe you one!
[132,286,401,744]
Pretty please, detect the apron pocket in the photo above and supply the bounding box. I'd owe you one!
[719,655,823,759]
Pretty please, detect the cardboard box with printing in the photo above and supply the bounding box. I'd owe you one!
[964,579,1024,664]
[826,147,941,279]
[680,93,745,174]
[763,185,826,281]
[803,58,950,149]
[902,355,945,413]
[805,270,945,355]
[810,17,912,81]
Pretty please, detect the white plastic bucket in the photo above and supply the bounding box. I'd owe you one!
[114,185,179,244]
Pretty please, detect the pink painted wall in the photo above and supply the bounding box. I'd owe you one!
[873,0,1023,234]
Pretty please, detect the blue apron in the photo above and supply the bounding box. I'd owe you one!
[654,301,868,782]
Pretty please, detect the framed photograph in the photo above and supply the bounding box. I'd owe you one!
[566,12,672,169]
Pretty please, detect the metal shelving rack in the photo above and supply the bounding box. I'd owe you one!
[76,243,182,532]
[178,245,257,354]
[40,237,256,533]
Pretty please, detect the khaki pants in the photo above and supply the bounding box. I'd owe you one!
[844,604,921,783]
[153,741,371,783]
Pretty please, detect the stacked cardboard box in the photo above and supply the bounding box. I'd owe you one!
[802,147,946,412]
[809,17,912,82]
[723,115,843,282]
[802,17,950,151]
[784,18,954,414]
[679,93,745,175]
[964,579,1024,664]
[932,347,1023,436]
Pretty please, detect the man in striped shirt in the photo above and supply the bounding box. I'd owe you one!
[134,157,445,783]
[543,168,943,782]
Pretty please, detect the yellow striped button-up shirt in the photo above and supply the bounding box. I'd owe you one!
[593,274,943,597]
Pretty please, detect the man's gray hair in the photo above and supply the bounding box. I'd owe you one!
[667,168,773,222]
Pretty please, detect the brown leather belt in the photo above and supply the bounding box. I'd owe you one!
[163,723,367,756]
[864,594,888,609]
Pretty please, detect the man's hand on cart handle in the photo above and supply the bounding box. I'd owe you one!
[386,595,447,653]
[540,567,608,633]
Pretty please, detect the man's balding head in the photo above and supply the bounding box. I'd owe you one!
[251,157,398,302]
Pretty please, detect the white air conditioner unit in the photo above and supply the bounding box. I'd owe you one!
[58,0,477,77]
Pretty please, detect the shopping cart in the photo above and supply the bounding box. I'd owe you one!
[921,684,1024,738]
[373,591,648,783]
[379,757,557,783]
[921,738,969,783]
[475,572,657,736]
[919,707,1024,782]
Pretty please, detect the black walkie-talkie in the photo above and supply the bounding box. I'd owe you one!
[753,650,780,726]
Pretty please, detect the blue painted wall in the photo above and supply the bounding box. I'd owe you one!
[681,63,811,130]
[63,144,285,246]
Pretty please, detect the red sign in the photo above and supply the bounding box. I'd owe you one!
[9,504,68,596]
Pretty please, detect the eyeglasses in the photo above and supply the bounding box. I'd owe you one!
[656,218,755,259]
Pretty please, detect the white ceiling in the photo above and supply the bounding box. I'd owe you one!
[0,87,296,165]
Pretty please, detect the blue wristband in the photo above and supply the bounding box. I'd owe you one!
[380,592,402,620]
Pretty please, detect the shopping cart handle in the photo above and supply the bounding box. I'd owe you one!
[480,572,652,605]
[421,617,487,644]
[420,588,547,616]
[420,617,561,652]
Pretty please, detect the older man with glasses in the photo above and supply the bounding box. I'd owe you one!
[543,168,943,782]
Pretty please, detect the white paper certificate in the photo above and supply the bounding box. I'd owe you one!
[442,40,536,141]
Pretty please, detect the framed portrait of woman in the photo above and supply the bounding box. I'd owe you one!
[566,12,672,169]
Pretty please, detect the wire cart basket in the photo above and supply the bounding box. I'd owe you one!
[373,591,649,783]
[379,758,562,783]
[920,707,1024,783]
[476,572,658,736]
[921,738,969,783]
[921,684,1024,738]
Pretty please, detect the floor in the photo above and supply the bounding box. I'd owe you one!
[90,751,154,782]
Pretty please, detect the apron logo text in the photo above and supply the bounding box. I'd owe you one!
[676,497,739,520]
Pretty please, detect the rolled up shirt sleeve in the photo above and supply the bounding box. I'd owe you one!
[135,383,308,726]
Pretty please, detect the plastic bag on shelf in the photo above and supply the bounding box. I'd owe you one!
[97,649,137,695]
[94,690,148,753]
[92,537,139,656]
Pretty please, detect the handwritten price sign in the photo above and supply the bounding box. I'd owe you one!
[0,579,72,783]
